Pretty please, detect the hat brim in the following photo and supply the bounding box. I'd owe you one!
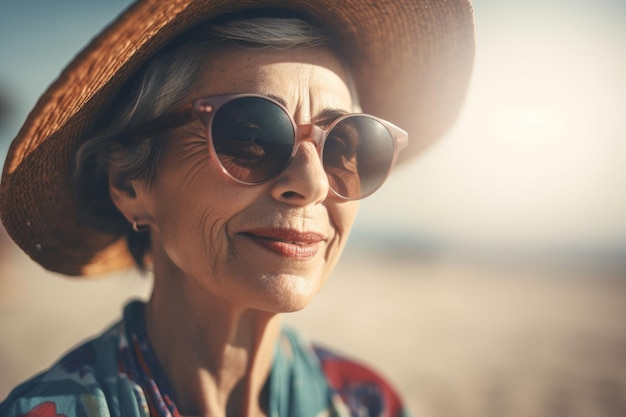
[1,0,475,276]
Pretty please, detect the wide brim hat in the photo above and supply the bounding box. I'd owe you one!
[1,0,475,276]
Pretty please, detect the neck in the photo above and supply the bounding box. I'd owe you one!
[146,262,282,417]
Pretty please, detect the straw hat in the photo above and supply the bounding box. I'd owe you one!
[0,0,475,276]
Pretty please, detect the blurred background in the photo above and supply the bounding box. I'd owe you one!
[1,1,625,416]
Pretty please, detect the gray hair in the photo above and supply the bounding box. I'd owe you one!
[73,16,357,270]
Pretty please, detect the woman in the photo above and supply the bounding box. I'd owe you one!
[0,0,474,416]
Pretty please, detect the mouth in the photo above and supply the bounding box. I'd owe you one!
[240,228,325,258]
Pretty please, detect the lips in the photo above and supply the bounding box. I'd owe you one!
[241,228,325,258]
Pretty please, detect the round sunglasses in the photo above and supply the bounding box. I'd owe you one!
[117,93,407,200]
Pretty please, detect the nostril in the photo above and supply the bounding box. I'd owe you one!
[282,191,298,199]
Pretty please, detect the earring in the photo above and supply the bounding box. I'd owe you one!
[132,220,148,233]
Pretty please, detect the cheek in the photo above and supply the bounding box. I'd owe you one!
[150,146,247,274]
[325,201,360,265]
[153,189,228,273]
[333,201,359,237]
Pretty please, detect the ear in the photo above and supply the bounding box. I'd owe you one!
[108,173,150,226]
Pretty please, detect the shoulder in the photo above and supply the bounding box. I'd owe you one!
[313,344,410,417]
[280,326,410,417]
[0,322,139,417]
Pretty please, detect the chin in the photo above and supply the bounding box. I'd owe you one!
[254,273,324,313]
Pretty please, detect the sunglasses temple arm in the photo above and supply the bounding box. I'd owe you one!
[114,103,196,144]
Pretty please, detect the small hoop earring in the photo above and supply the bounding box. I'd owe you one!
[132,220,148,233]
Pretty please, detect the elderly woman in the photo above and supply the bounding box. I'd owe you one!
[0,0,474,416]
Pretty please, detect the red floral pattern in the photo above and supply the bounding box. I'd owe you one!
[17,402,66,417]
[316,347,405,417]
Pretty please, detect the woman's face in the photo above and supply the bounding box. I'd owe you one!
[127,46,359,313]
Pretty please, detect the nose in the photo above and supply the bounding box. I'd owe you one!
[269,124,330,205]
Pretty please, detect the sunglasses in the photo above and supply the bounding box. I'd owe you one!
[118,93,407,200]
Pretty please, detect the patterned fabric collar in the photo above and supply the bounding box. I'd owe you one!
[117,302,179,417]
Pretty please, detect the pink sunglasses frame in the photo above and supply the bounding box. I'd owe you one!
[116,93,408,200]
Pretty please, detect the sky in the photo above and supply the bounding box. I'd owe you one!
[1,0,625,254]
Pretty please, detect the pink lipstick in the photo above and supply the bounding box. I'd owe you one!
[241,228,324,258]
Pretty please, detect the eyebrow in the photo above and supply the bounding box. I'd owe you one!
[313,108,349,126]
[267,94,288,107]
[267,94,348,115]
[267,94,348,125]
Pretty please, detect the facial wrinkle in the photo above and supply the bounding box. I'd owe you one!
[201,209,225,286]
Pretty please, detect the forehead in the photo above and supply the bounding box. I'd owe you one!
[193,46,354,112]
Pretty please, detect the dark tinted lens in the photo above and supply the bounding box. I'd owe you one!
[211,97,294,183]
[323,116,394,199]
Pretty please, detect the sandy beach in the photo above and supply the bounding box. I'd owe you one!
[1,242,625,417]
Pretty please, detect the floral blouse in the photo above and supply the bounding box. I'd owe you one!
[0,301,409,417]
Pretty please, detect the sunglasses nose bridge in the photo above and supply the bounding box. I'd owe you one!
[295,124,325,155]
